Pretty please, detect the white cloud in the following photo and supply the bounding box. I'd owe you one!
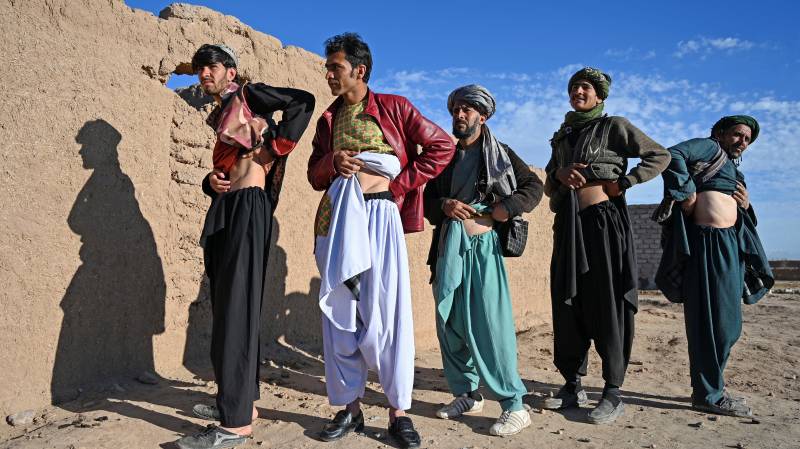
[708,37,755,51]
[674,36,756,58]
[604,47,657,61]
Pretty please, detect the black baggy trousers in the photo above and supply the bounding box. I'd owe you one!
[201,187,272,427]
[552,200,636,388]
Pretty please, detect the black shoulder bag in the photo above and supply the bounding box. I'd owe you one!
[497,215,529,258]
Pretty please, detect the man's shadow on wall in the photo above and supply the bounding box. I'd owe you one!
[50,119,206,434]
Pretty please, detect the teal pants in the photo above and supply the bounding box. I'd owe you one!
[435,231,526,412]
[683,223,744,406]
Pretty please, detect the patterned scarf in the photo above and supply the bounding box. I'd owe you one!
[551,103,605,143]
[208,81,270,174]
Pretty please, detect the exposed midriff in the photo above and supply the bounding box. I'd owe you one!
[462,215,494,236]
[577,184,610,210]
[357,169,391,194]
[228,149,272,192]
[693,191,738,228]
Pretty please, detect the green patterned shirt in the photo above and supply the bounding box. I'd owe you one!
[333,99,395,154]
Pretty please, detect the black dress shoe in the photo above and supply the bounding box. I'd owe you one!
[319,409,364,442]
[388,416,421,448]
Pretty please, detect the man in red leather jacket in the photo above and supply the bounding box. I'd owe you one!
[308,44,454,234]
[308,33,454,448]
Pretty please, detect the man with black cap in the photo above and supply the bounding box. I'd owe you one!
[423,84,543,436]
[543,67,670,424]
[656,115,773,418]
[176,43,314,449]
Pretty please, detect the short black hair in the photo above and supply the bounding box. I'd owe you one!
[324,32,373,83]
[191,44,238,81]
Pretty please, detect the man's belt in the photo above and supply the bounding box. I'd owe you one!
[363,191,394,201]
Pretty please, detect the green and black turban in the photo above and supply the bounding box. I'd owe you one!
[711,115,760,143]
[447,84,496,119]
[568,67,612,100]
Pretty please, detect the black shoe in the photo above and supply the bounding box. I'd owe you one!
[192,404,221,421]
[587,397,624,424]
[388,416,421,448]
[542,385,588,410]
[175,425,248,449]
[318,409,364,442]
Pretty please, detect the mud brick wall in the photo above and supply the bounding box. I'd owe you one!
[629,204,662,289]
[770,260,800,281]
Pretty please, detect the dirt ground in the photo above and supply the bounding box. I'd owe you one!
[3,283,799,449]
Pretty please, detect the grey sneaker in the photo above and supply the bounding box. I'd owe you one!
[541,386,588,410]
[176,425,248,449]
[489,409,531,436]
[723,389,747,404]
[587,397,624,424]
[193,404,221,421]
[692,396,752,418]
[436,393,484,419]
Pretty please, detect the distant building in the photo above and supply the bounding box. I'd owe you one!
[628,204,663,290]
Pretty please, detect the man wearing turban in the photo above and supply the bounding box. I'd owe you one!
[543,67,670,424]
[423,84,543,436]
[656,115,773,418]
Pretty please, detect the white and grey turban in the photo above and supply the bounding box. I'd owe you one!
[213,43,239,68]
[447,84,496,119]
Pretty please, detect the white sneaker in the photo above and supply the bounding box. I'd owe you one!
[436,393,484,419]
[489,409,531,436]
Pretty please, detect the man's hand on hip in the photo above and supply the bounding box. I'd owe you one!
[681,192,697,216]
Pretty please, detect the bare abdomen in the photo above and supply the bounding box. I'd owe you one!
[577,184,610,210]
[357,169,391,194]
[229,156,266,192]
[463,215,494,236]
[693,191,737,228]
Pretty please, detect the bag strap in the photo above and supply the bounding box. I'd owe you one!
[689,141,726,183]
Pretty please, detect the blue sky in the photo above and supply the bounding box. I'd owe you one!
[129,0,799,258]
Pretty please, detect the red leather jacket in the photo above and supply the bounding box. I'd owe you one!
[307,90,455,233]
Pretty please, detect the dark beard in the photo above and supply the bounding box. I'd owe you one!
[723,146,744,162]
[453,121,479,139]
[200,78,230,96]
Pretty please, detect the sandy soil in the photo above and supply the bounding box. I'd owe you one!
[3,284,799,449]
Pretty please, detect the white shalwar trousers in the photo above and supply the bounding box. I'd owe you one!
[320,196,414,410]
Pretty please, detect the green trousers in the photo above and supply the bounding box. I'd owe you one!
[684,223,744,406]
[434,227,526,412]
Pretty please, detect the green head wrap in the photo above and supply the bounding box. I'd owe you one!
[568,67,612,100]
[711,115,760,143]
